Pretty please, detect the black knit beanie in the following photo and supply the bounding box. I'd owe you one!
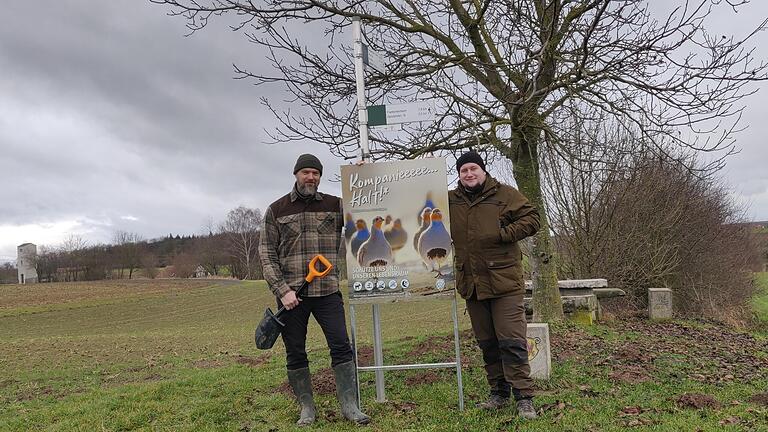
[293,153,323,175]
[456,151,486,173]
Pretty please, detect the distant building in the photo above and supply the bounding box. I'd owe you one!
[17,243,38,284]
[194,265,209,278]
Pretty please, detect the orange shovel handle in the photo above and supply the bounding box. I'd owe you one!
[305,254,333,283]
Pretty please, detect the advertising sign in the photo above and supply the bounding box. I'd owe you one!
[341,158,454,303]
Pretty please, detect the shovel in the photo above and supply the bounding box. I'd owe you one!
[254,254,333,349]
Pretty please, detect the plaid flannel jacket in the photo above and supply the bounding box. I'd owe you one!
[258,186,344,298]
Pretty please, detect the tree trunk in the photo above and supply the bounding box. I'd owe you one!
[509,129,564,322]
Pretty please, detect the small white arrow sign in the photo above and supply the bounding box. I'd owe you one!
[362,43,386,74]
[367,101,436,126]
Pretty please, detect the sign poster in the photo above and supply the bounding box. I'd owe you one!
[341,158,455,303]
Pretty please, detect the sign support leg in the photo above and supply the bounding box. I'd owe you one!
[372,304,386,402]
[451,295,464,410]
[349,303,362,409]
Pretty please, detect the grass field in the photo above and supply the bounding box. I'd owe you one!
[1,278,767,431]
[753,272,768,325]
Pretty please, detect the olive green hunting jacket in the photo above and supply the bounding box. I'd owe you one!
[448,176,540,300]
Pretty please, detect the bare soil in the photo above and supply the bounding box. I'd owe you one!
[235,355,270,368]
[748,393,768,406]
[276,367,337,396]
[676,393,721,409]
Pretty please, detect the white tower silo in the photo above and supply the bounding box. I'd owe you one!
[17,243,38,284]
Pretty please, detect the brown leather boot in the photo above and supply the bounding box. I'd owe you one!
[476,393,509,410]
[516,398,537,419]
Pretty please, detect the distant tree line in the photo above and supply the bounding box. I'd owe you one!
[0,262,17,284]
[26,206,264,282]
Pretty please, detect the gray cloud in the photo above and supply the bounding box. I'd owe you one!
[0,1,766,262]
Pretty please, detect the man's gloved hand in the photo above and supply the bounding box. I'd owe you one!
[281,290,301,310]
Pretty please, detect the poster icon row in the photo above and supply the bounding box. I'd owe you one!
[352,279,410,292]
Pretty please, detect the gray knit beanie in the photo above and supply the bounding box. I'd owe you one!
[293,154,323,175]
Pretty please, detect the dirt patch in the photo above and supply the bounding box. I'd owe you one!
[276,367,337,396]
[404,370,443,387]
[407,335,456,358]
[143,373,163,382]
[608,365,651,384]
[614,344,656,364]
[748,393,768,406]
[550,326,604,363]
[235,355,270,368]
[404,330,476,364]
[356,345,374,367]
[389,400,418,413]
[547,317,768,389]
[676,393,721,409]
[15,385,55,401]
[0,379,18,389]
[193,358,225,369]
[608,319,768,385]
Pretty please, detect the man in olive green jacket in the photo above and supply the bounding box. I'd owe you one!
[448,151,540,419]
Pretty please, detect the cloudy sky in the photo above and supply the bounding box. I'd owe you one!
[1,1,767,263]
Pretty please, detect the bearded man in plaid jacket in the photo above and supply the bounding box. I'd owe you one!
[258,153,370,426]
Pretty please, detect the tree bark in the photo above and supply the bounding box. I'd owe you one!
[509,127,564,322]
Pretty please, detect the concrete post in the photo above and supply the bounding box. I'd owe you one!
[648,288,673,320]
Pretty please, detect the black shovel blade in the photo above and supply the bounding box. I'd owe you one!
[254,307,285,350]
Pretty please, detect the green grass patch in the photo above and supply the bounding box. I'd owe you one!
[752,272,768,324]
[1,279,767,431]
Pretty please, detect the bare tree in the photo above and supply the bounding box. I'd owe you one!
[196,233,228,276]
[33,245,60,283]
[0,262,17,284]
[219,206,263,280]
[80,244,110,281]
[59,235,89,281]
[544,126,760,320]
[154,0,768,321]
[540,116,643,279]
[171,251,200,278]
[140,249,159,279]
[113,231,144,279]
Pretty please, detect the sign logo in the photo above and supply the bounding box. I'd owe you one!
[435,279,446,290]
[527,336,541,361]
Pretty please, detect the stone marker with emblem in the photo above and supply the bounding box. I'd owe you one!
[526,323,551,380]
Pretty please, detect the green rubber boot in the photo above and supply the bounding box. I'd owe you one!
[333,361,371,425]
[287,367,316,426]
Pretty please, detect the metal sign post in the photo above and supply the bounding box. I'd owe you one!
[351,15,386,402]
[349,16,463,411]
[349,296,465,411]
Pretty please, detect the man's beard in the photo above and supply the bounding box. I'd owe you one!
[297,182,317,196]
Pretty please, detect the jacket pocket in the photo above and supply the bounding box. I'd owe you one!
[454,262,469,298]
[277,214,302,251]
[486,258,523,295]
[317,212,337,234]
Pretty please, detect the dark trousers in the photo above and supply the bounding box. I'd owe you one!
[466,293,534,399]
[279,292,354,371]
